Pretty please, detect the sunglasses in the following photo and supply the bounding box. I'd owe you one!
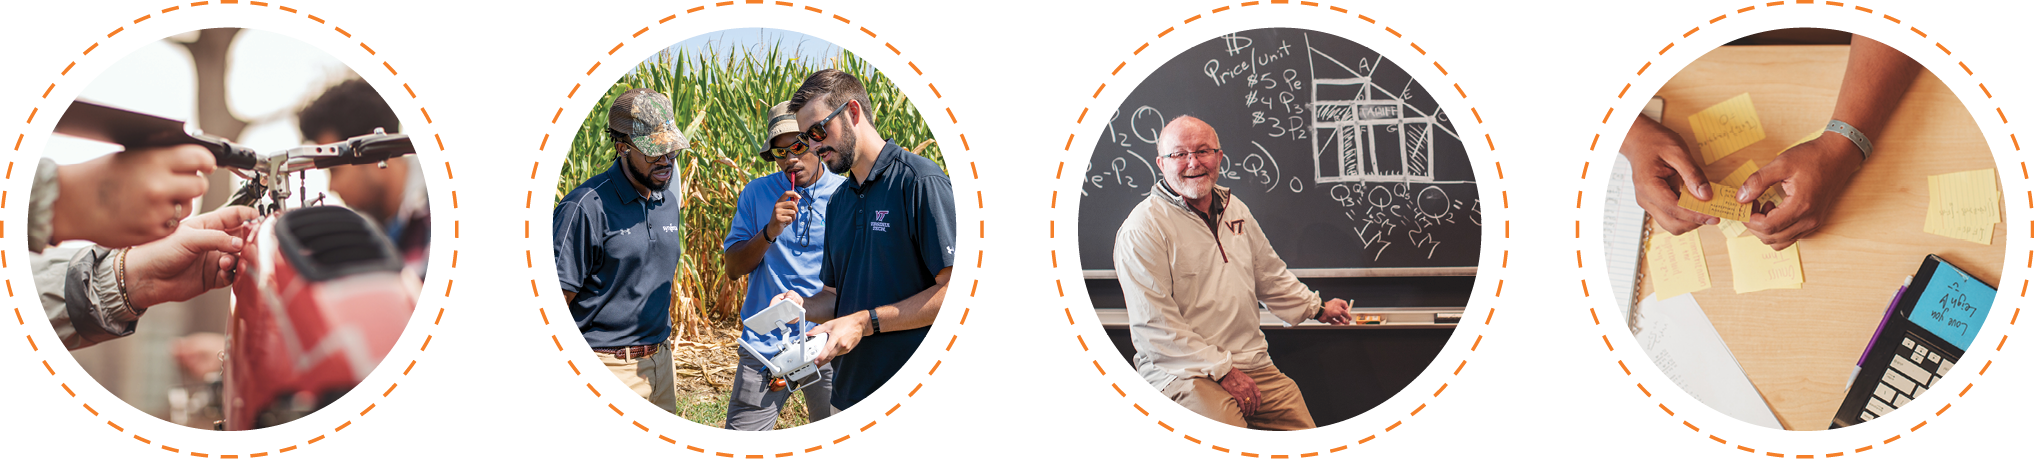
[619,143,676,165]
[797,101,853,146]
[760,142,810,162]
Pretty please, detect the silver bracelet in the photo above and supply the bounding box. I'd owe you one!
[1825,119,1874,161]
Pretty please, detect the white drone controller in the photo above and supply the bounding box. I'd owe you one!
[738,298,827,392]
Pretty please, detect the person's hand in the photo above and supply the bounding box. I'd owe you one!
[1619,116,1717,235]
[52,144,216,248]
[1315,298,1352,325]
[1738,135,1864,250]
[765,191,799,241]
[1219,367,1263,416]
[807,309,871,365]
[124,206,259,308]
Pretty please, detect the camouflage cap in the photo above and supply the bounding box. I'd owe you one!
[608,88,687,157]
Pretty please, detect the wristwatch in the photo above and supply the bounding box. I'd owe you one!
[867,309,881,335]
[1824,119,1874,161]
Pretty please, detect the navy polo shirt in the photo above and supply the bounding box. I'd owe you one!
[553,161,683,348]
[821,141,958,410]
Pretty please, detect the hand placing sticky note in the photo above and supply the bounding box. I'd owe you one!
[1717,162,1760,237]
[1649,230,1711,300]
[1678,182,1754,222]
[1726,235,1803,293]
[1689,93,1767,165]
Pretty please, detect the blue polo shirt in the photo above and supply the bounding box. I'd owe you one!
[724,169,846,352]
[821,141,958,409]
[553,161,683,348]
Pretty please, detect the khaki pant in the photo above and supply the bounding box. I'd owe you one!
[1163,364,1315,431]
[597,343,677,414]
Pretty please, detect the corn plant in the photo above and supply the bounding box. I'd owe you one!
[557,43,945,340]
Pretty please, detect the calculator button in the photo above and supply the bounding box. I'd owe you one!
[1890,357,1930,386]
[1882,370,1917,394]
[1866,398,1894,416]
[1874,384,1897,401]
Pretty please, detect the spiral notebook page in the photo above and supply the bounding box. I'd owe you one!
[1604,155,1649,323]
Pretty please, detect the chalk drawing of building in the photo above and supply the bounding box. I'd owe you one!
[1308,35,1460,184]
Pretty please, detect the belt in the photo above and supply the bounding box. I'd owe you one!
[593,343,662,360]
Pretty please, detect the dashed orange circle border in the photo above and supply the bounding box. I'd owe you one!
[520,2,976,457]
[1052,2,1509,456]
[1579,2,2019,455]
[5,1,459,457]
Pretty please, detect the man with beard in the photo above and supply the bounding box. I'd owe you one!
[554,88,687,413]
[773,69,957,411]
[1113,116,1353,430]
[720,101,842,429]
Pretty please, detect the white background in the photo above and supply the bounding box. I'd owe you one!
[0,0,2025,457]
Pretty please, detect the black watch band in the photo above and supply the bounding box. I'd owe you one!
[867,309,881,334]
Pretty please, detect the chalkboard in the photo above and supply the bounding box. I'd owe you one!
[1079,28,1482,275]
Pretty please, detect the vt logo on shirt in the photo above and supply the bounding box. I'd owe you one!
[872,210,892,232]
[1226,219,1245,235]
[662,224,678,232]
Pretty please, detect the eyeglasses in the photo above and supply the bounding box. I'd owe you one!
[1160,148,1222,160]
[760,142,810,162]
[797,101,853,146]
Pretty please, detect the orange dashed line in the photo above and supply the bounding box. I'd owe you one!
[1709,14,1727,23]
[1185,14,1202,23]
[608,43,624,55]
[885,43,900,55]
[404,360,416,375]
[833,14,848,23]
[403,83,414,98]
[308,435,325,444]
[162,446,180,453]
[1736,5,1754,12]
[859,27,876,38]
[1638,383,1652,396]
[384,383,398,397]
[687,6,706,13]
[1158,421,1174,431]
[909,383,923,397]
[1910,27,1926,37]
[860,421,877,432]
[1093,360,1106,375]
[307,14,323,23]
[335,27,350,38]
[1159,27,1174,38]
[1684,27,1701,37]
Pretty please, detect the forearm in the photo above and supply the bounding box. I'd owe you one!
[1832,35,1922,145]
[722,231,773,280]
[1619,115,1673,157]
[873,269,951,333]
[804,287,838,323]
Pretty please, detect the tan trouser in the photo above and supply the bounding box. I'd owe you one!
[597,343,678,414]
[1163,364,1315,431]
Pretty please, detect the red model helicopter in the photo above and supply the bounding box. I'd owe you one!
[57,100,421,430]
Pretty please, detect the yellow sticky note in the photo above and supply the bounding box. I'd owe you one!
[1688,93,1767,165]
[1925,175,1943,236]
[1716,162,1760,237]
[1679,183,1754,222]
[1727,236,1804,293]
[1927,169,2000,245]
[1649,230,1712,300]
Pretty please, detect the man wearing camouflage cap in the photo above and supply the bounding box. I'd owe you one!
[554,88,688,413]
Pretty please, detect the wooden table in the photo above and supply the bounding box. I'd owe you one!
[1636,44,2003,430]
